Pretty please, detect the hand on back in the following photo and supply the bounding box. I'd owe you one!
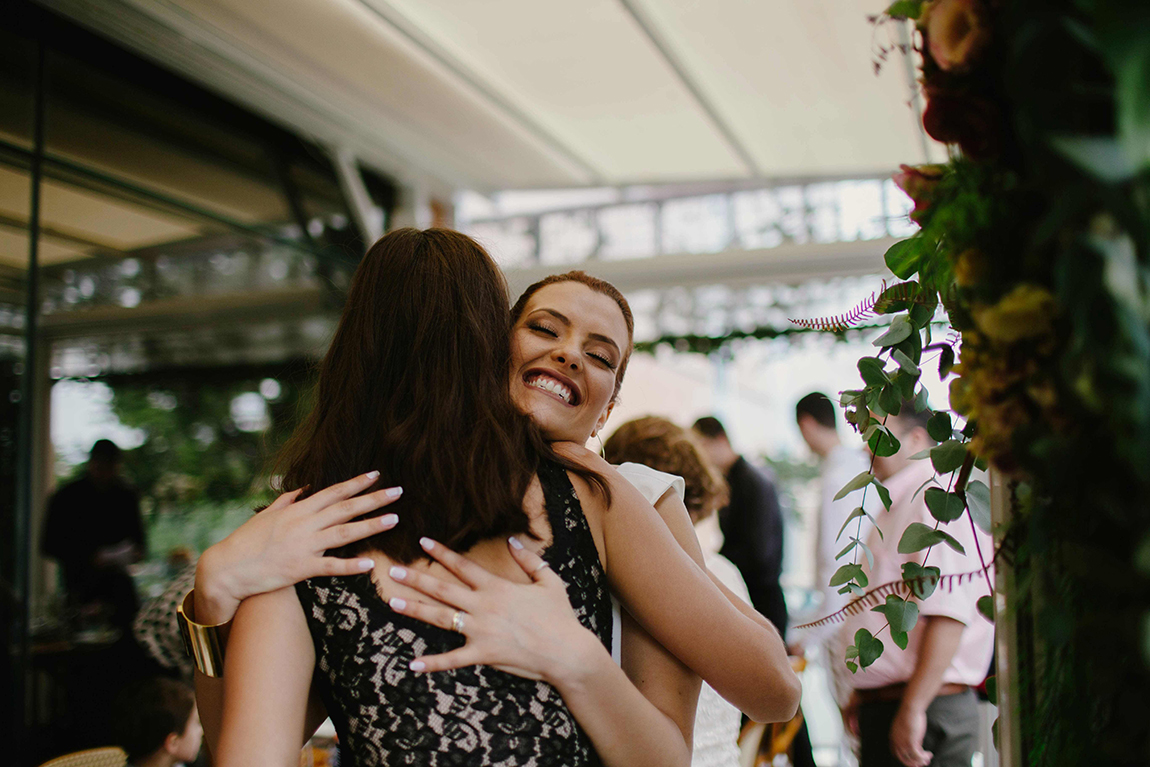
[195,471,402,623]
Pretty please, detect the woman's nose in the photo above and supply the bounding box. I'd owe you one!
[553,351,579,371]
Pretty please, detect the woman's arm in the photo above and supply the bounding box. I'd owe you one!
[389,538,692,767]
[215,587,315,767]
[195,473,400,754]
[560,444,801,723]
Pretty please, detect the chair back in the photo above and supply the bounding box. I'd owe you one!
[37,746,127,767]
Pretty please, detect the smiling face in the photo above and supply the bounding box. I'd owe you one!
[510,281,631,445]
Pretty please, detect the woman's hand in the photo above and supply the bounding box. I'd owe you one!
[387,537,602,686]
[194,471,403,625]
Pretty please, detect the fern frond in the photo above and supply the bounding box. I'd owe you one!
[793,569,988,631]
[790,281,886,333]
[873,281,939,312]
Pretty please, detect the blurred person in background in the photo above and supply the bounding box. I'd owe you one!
[42,438,145,632]
[691,417,788,636]
[604,414,745,767]
[112,677,203,767]
[844,405,993,767]
[794,392,871,765]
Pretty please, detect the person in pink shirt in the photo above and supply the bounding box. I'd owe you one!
[841,406,994,767]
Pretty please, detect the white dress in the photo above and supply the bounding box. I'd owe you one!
[614,462,746,767]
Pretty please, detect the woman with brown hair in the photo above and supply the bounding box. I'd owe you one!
[193,248,800,766]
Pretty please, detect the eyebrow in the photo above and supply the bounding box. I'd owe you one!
[532,308,622,356]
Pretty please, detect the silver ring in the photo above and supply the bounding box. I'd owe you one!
[532,560,552,575]
[451,610,465,633]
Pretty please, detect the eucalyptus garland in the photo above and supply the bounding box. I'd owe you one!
[793,0,1150,763]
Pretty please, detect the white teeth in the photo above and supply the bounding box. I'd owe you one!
[527,375,573,404]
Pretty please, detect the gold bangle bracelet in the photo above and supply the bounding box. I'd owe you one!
[177,588,230,678]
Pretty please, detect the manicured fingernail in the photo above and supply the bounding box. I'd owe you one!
[389,597,406,610]
[508,536,524,550]
[380,513,398,528]
[409,660,426,671]
[389,566,407,580]
[365,470,380,480]
[385,486,403,499]
[419,537,434,551]
[357,559,375,571]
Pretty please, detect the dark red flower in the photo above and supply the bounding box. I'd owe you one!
[922,87,1002,160]
[892,163,948,223]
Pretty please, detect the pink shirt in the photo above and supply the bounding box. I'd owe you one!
[842,459,995,690]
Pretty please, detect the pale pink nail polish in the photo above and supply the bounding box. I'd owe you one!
[389,566,406,580]
[365,470,380,480]
[389,597,406,610]
[357,559,375,571]
[410,660,426,671]
[380,513,398,528]
[508,536,524,550]
[385,486,403,499]
[419,537,434,551]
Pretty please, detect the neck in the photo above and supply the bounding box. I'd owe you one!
[134,752,174,767]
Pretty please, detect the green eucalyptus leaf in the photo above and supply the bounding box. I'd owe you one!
[835,471,875,501]
[845,645,859,660]
[897,522,966,555]
[966,480,992,533]
[931,440,967,474]
[913,385,930,412]
[885,595,920,635]
[978,595,995,623]
[855,628,885,668]
[892,349,921,376]
[908,447,933,461]
[840,389,865,407]
[837,507,869,541]
[927,411,953,442]
[894,323,923,364]
[874,479,892,512]
[837,539,859,560]
[846,660,859,673]
[902,562,941,599]
[895,370,918,400]
[884,238,925,279]
[938,345,956,377]
[873,315,913,348]
[868,424,902,457]
[858,357,890,387]
[924,487,966,523]
[878,384,904,416]
[892,630,909,650]
[866,386,886,417]
[885,0,923,20]
[909,301,936,328]
[856,538,875,571]
[830,562,867,587]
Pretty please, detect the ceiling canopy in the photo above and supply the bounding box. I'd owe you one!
[46,0,941,193]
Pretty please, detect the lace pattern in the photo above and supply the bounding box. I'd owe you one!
[296,461,610,766]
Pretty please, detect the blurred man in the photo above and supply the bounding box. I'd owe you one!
[843,407,994,767]
[43,439,145,630]
[795,392,871,765]
[691,417,787,635]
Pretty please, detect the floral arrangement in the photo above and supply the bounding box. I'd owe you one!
[794,0,1150,762]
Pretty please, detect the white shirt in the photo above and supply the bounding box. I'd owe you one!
[613,461,744,767]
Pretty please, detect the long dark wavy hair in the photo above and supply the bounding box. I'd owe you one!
[274,228,606,564]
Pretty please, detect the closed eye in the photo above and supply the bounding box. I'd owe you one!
[589,352,616,370]
[528,322,558,337]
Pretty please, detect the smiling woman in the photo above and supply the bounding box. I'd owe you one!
[509,271,634,445]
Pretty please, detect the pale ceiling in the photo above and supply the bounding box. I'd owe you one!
[46,0,941,194]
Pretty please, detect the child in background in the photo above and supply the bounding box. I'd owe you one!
[112,677,203,767]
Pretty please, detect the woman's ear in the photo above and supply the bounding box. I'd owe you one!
[593,401,616,437]
[163,730,182,755]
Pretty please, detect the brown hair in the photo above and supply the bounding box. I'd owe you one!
[111,677,195,761]
[604,416,728,523]
[275,229,606,563]
[510,270,634,401]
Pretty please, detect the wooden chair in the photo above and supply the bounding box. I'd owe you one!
[37,746,127,767]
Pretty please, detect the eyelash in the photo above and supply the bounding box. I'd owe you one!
[527,322,616,370]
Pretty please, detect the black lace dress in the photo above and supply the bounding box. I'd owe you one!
[295,461,612,766]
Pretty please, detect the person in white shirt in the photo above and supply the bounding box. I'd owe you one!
[605,416,747,767]
[794,392,872,765]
